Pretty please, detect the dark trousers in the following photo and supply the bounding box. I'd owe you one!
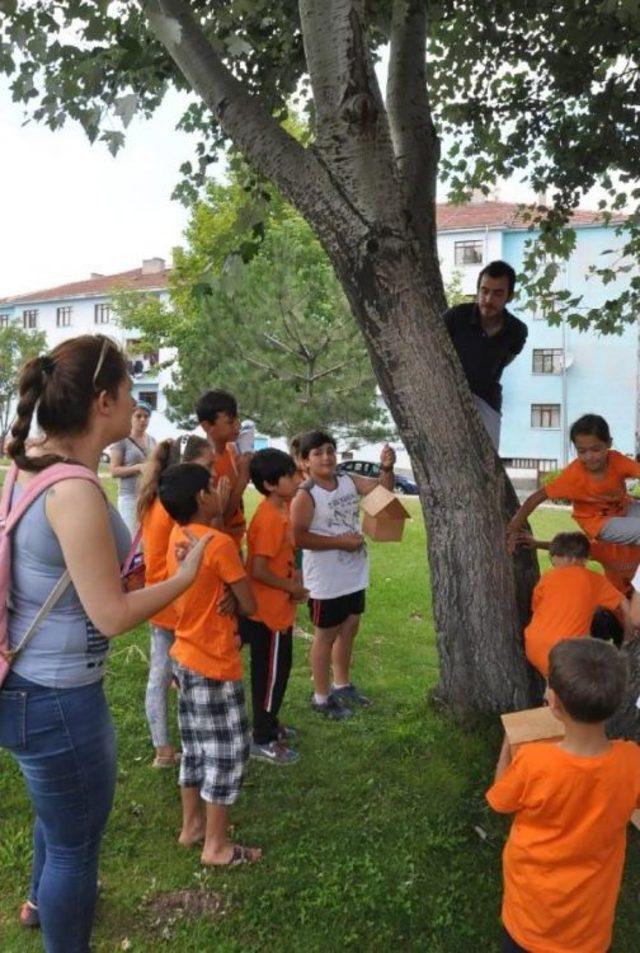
[502,927,528,952]
[240,618,293,744]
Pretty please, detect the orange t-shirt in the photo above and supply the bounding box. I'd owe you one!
[589,539,640,596]
[166,523,247,681]
[141,497,177,630]
[212,443,246,549]
[247,499,296,632]
[524,565,622,677]
[544,450,640,538]
[486,741,640,953]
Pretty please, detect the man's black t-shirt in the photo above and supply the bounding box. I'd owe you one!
[444,303,528,413]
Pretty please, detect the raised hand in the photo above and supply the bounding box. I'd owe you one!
[380,443,396,470]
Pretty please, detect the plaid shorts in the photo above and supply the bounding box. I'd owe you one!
[174,664,249,805]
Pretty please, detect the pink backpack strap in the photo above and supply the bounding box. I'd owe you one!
[3,463,103,534]
[0,463,19,523]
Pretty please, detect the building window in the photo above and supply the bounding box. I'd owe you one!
[137,390,158,411]
[56,306,72,328]
[94,303,110,325]
[504,457,558,472]
[454,240,484,266]
[532,348,563,374]
[531,404,561,429]
[0,313,10,327]
[532,293,562,320]
[23,309,38,329]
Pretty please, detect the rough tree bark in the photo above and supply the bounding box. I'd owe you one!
[143,0,637,730]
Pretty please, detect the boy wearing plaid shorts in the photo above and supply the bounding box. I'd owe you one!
[159,463,261,867]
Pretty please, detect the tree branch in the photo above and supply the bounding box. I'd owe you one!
[142,0,366,250]
[387,0,445,303]
[298,0,405,230]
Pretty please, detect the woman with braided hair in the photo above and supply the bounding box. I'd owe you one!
[0,335,212,953]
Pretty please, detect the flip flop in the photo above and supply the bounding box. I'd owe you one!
[203,844,261,868]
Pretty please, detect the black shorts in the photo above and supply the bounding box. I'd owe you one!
[308,590,366,629]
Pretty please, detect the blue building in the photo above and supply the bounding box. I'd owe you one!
[437,201,637,472]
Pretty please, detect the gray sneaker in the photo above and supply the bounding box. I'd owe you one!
[331,683,371,707]
[250,741,300,764]
[311,694,353,720]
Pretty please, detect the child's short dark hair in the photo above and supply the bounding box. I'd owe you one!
[181,434,210,463]
[569,414,611,445]
[548,638,627,723]
[549,532,590,560]
[250,448,297,496]
[298,430,336,459]
[477,260,516,296]
[196,389,237,424]
[158,463,211,525]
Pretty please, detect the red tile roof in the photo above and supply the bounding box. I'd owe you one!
[0,202,623,304]
[436,200,621,232]
[0,266,170,306]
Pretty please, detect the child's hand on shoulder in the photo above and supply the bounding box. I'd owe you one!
[175,530,213,582]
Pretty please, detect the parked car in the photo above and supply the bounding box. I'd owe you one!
[336,460,418,495]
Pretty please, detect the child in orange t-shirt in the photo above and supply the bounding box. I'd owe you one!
[524,532,633,677]
[487,637,640,953]
[159,462,260,868]
[196,389,252,550]
[240,449,307,765]
[137,436,213,768]
[507,414,640,550]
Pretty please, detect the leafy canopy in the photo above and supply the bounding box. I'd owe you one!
[1,1,640,330]
[115,166,391,441]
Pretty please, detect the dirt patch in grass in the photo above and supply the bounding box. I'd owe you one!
[144,887,225,936]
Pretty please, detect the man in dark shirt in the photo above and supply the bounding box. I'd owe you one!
[444,260,528,449]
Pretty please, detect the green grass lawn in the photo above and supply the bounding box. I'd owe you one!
[1,498,639,952]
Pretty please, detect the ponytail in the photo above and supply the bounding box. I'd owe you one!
[9,355,63,472]
[9,334,127,473]
[136,438,181,523]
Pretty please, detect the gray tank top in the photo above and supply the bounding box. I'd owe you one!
[8,484,131,688]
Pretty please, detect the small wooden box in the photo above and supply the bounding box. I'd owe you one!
[501,706,565,754]
[360,485,411,542]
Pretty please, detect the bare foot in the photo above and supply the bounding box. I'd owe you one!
[178,827,205,847]
[201,843,262,867]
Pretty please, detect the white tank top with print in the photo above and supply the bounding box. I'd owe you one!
[301,474,369,600]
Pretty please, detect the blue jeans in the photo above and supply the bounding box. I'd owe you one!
[0,672,116,953]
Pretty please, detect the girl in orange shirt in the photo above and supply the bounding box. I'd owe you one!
[137,435,214,767]
[508,414,640,550]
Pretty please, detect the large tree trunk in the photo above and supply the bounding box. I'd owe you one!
[327,230,543,715]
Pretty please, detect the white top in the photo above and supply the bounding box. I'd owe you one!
[632,562,640,592]
[301,474,369,600]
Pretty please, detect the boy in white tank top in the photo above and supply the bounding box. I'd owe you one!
[290,430,396,719]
